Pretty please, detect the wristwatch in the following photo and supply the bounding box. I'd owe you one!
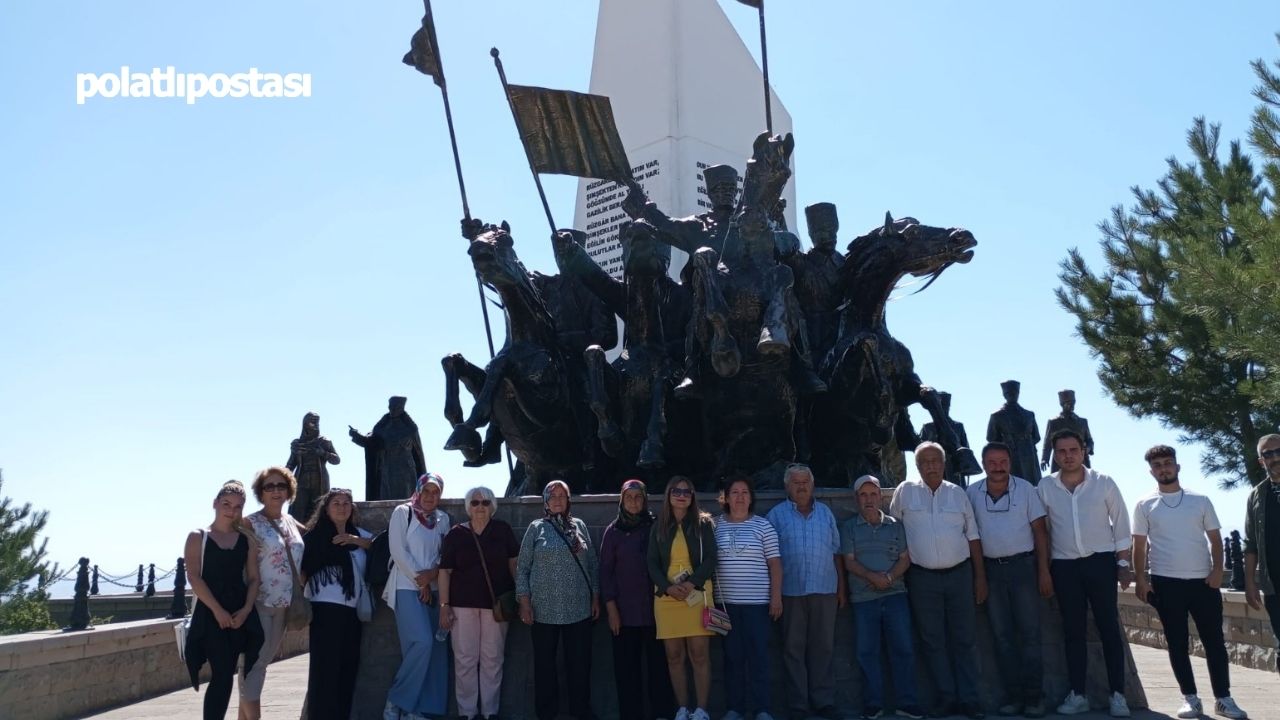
[1116,560,1131,569]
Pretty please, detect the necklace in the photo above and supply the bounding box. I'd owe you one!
[1159,490,1185,509]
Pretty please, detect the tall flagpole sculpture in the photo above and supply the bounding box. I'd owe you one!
[734,0,771,134]
[403,1,514,476]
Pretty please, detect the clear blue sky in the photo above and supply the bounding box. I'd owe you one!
[2,2,1276,592]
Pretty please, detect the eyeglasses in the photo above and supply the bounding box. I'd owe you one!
[1261,449,1280,460]
[263,483,289,493]
[670,487,693,497]
[470,499,493,507]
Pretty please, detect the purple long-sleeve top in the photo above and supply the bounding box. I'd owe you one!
[599,520,656,627]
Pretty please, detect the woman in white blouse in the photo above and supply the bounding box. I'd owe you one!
[239,466,306,720]
[383,473,452,720]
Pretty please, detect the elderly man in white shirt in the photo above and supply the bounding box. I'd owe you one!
[1038,429,1132,717]
[890,441,987,720]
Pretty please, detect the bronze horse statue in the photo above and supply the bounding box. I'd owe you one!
[442,222,591,496]
[809,213,977,486]
[554,221,700,487]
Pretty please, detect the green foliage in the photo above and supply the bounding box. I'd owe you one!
[0,469,60,634]
[1057,36,1280,489]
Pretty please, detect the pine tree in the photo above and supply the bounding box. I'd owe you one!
[1057,36,1280,489]
[0,469,58,633]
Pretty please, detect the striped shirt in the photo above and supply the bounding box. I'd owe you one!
[766,500,840,596]
[714,514,780,604]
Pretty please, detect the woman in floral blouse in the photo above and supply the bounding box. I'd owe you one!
[516,480,600,720]
[240,467,306,720]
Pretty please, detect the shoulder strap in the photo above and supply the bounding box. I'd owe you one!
[469,524,498,604]
[268,517,303,584]
[551,520,593,594]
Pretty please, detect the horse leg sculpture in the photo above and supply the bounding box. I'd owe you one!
[638,363,668,470]
[584,344,623,459]
[690,248,740,378]
[442,352,506,462]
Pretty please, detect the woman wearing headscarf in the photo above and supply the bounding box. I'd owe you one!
[516,479,600,720]
[300,488,373,720]
[239,467,306,720]
[383,473,452,720]
[183,480,264,720]
[438,485,520,720]
[601,479,676,720]
[647,476,718,720]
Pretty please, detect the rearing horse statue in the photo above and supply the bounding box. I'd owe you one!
[685,132,815,488]
[441,222,590,496]
[809,213,977,487]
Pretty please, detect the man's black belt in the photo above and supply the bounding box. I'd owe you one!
[985,550,1034,565]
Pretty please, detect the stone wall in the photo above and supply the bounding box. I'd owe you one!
[0,616,308,720]
[1117,585,1278,672]
[352,490,1148,719]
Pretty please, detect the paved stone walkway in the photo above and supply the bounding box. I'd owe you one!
[85,644,1275,719]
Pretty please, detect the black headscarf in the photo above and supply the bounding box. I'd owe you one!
[614,479,654,533]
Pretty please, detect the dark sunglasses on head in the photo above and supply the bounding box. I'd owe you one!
[670,487,693,497]
[470,499,493,507]
[263,482,289,493]
[1262,448,1280,460]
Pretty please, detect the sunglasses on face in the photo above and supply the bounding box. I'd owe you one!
[470,499,493,507]
[670,487,693,497]
[1262,449,1280,460]
[263,483,289,493]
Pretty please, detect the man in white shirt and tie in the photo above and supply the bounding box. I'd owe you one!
[1038,429,1132,717]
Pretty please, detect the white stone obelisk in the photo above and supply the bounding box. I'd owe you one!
[573,0,795,279]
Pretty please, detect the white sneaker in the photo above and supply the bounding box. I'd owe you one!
[1176,695,1202,718]
[693,710,711,720]
[675,709,691,720]
[382,701,403,720]
[1109,692,1131,718]
[1056,691,1089,715]
[1215,697,1248,719]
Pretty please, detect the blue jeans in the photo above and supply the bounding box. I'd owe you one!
[388,590,450,715]
[853,593,918,710]
[984,554,1042,703]
[724,603,773,714]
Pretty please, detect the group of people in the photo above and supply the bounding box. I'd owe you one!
[181,430,1277,720]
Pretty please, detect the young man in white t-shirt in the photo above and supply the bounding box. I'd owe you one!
[1132,445,1247,720]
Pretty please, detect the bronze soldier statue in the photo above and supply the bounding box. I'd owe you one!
[784,202,845,365]
[986,380,1042,484]
[286,411,340,521]
[349,396,427,501]
[621,163,740,276]
[1040,389,1094,473]
[920,392,980,487]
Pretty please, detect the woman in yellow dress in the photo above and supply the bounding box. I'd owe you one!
[647,476,717,720]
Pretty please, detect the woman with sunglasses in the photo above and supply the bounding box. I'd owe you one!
[601,479,676,720]
[516,479,600,720]
[438,486,519,720]
[383,473,452,720]
[300,488,373,720]
[647,476,717,720]
[183,480,264,720]
[239,467,307,720]
[715,475,782,720]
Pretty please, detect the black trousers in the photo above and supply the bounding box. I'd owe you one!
[1050,552,1126,695]
[531,619,594,720]
[1266,594,1280,672]
[307,602,363,720]
[612,625,676,720]
[1150,575,1230,698]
